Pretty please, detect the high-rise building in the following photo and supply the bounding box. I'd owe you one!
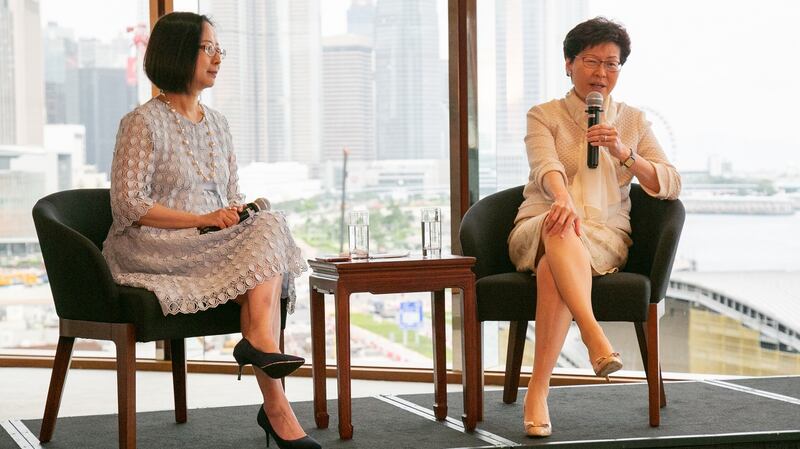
[285,0,321,168]
[0,0,45,146]
[0,0,15,145]
[43,22,80,124]
[207,0,320,169]
[322,34,375,163]
[78,67,137,175]
[0,168,45,239]
[45,124,87,191]
[67,36,139,177]
[494,0,586,191]
[78,36,128,69]
[374,0,445,160]
[263,0,290,163]
[206,0,269,164]
[347,0,375,39]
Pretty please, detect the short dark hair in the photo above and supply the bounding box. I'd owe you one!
[563,17,631,65]
[144,12,214,94]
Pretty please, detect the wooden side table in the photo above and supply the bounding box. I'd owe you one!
[308,255,481,439]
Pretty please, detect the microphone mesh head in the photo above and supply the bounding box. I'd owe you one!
[587,91,604,108]
[253,197,270,212]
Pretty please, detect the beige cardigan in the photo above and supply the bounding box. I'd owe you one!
[509,91,681,275]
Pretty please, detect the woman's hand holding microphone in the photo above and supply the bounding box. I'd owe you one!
[197,199,270,234]
[586,123,631,162]
[198,205,243,231]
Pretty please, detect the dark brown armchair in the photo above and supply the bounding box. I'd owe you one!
[459,184,684,426]
[32,188,287,448]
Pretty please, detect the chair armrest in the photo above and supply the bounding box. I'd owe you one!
[627,184,686,304]
[459,186,523,279]
[33,200,122,322]
[646,201,684,303]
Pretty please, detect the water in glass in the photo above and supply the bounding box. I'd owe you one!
[348,210,369,259]
[421,207,441,257]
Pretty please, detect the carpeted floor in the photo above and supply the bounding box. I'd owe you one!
[729,376,800,401]
[4,377,799,449]
[402,379,800,447]
[15,398,484,449]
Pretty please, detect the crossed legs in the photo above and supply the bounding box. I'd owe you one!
[524,230,615,427]
[236,274,306,441]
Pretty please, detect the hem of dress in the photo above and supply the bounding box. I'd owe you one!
[113,262,307,317]
[510,214,624,277]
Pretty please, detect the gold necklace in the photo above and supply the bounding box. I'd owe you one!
[159,92,217,183]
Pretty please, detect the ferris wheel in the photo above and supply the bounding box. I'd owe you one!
[639,106,677,163]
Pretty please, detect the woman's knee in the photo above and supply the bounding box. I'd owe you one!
[542,231,590,267]
[541,227,580,252]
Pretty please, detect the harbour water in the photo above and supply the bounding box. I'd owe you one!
[676,212,800,272]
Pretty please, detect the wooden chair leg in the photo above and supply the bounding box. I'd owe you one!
[112,324,137,449]
[170,338,187,423]
[646,305,661,427]
[503,320,528,404]
[39,335,75,443]
[636,318,667,415]
[634,321,647,370]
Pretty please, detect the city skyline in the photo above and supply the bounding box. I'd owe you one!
[492,0,589,191]
[37,0,800,174]
[1,0,798,380]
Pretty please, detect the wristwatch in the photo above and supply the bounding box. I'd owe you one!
[622,148,636,168]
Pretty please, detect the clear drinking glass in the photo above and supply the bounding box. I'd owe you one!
[421,207,442,257]
[348,210,370,259]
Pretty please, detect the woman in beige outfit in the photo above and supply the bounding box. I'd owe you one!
[507,17,681,437]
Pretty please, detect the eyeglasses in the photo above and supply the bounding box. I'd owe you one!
[199,43,226,60]
[579,56,621,72]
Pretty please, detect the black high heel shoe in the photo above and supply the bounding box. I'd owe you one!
[257,404,321,449]
[233,338,305,380]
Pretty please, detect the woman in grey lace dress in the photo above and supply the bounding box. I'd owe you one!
[102,12,319,449]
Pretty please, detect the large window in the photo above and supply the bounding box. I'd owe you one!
[151,0,452,367]
[0,0,154,358]
[477,0,800,376]
[2,0,453,368]
[3,0,797,379]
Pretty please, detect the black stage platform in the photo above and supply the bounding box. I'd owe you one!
[3,376,798,448]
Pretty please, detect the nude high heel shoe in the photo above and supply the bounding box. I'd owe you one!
[522,393,552,438]
[592,352,622,381]
[524,422,552,438]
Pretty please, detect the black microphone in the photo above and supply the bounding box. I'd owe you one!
[199,197,270,234]
[586,91,603,169]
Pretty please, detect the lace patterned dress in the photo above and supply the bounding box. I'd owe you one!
[102,98,307,315]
